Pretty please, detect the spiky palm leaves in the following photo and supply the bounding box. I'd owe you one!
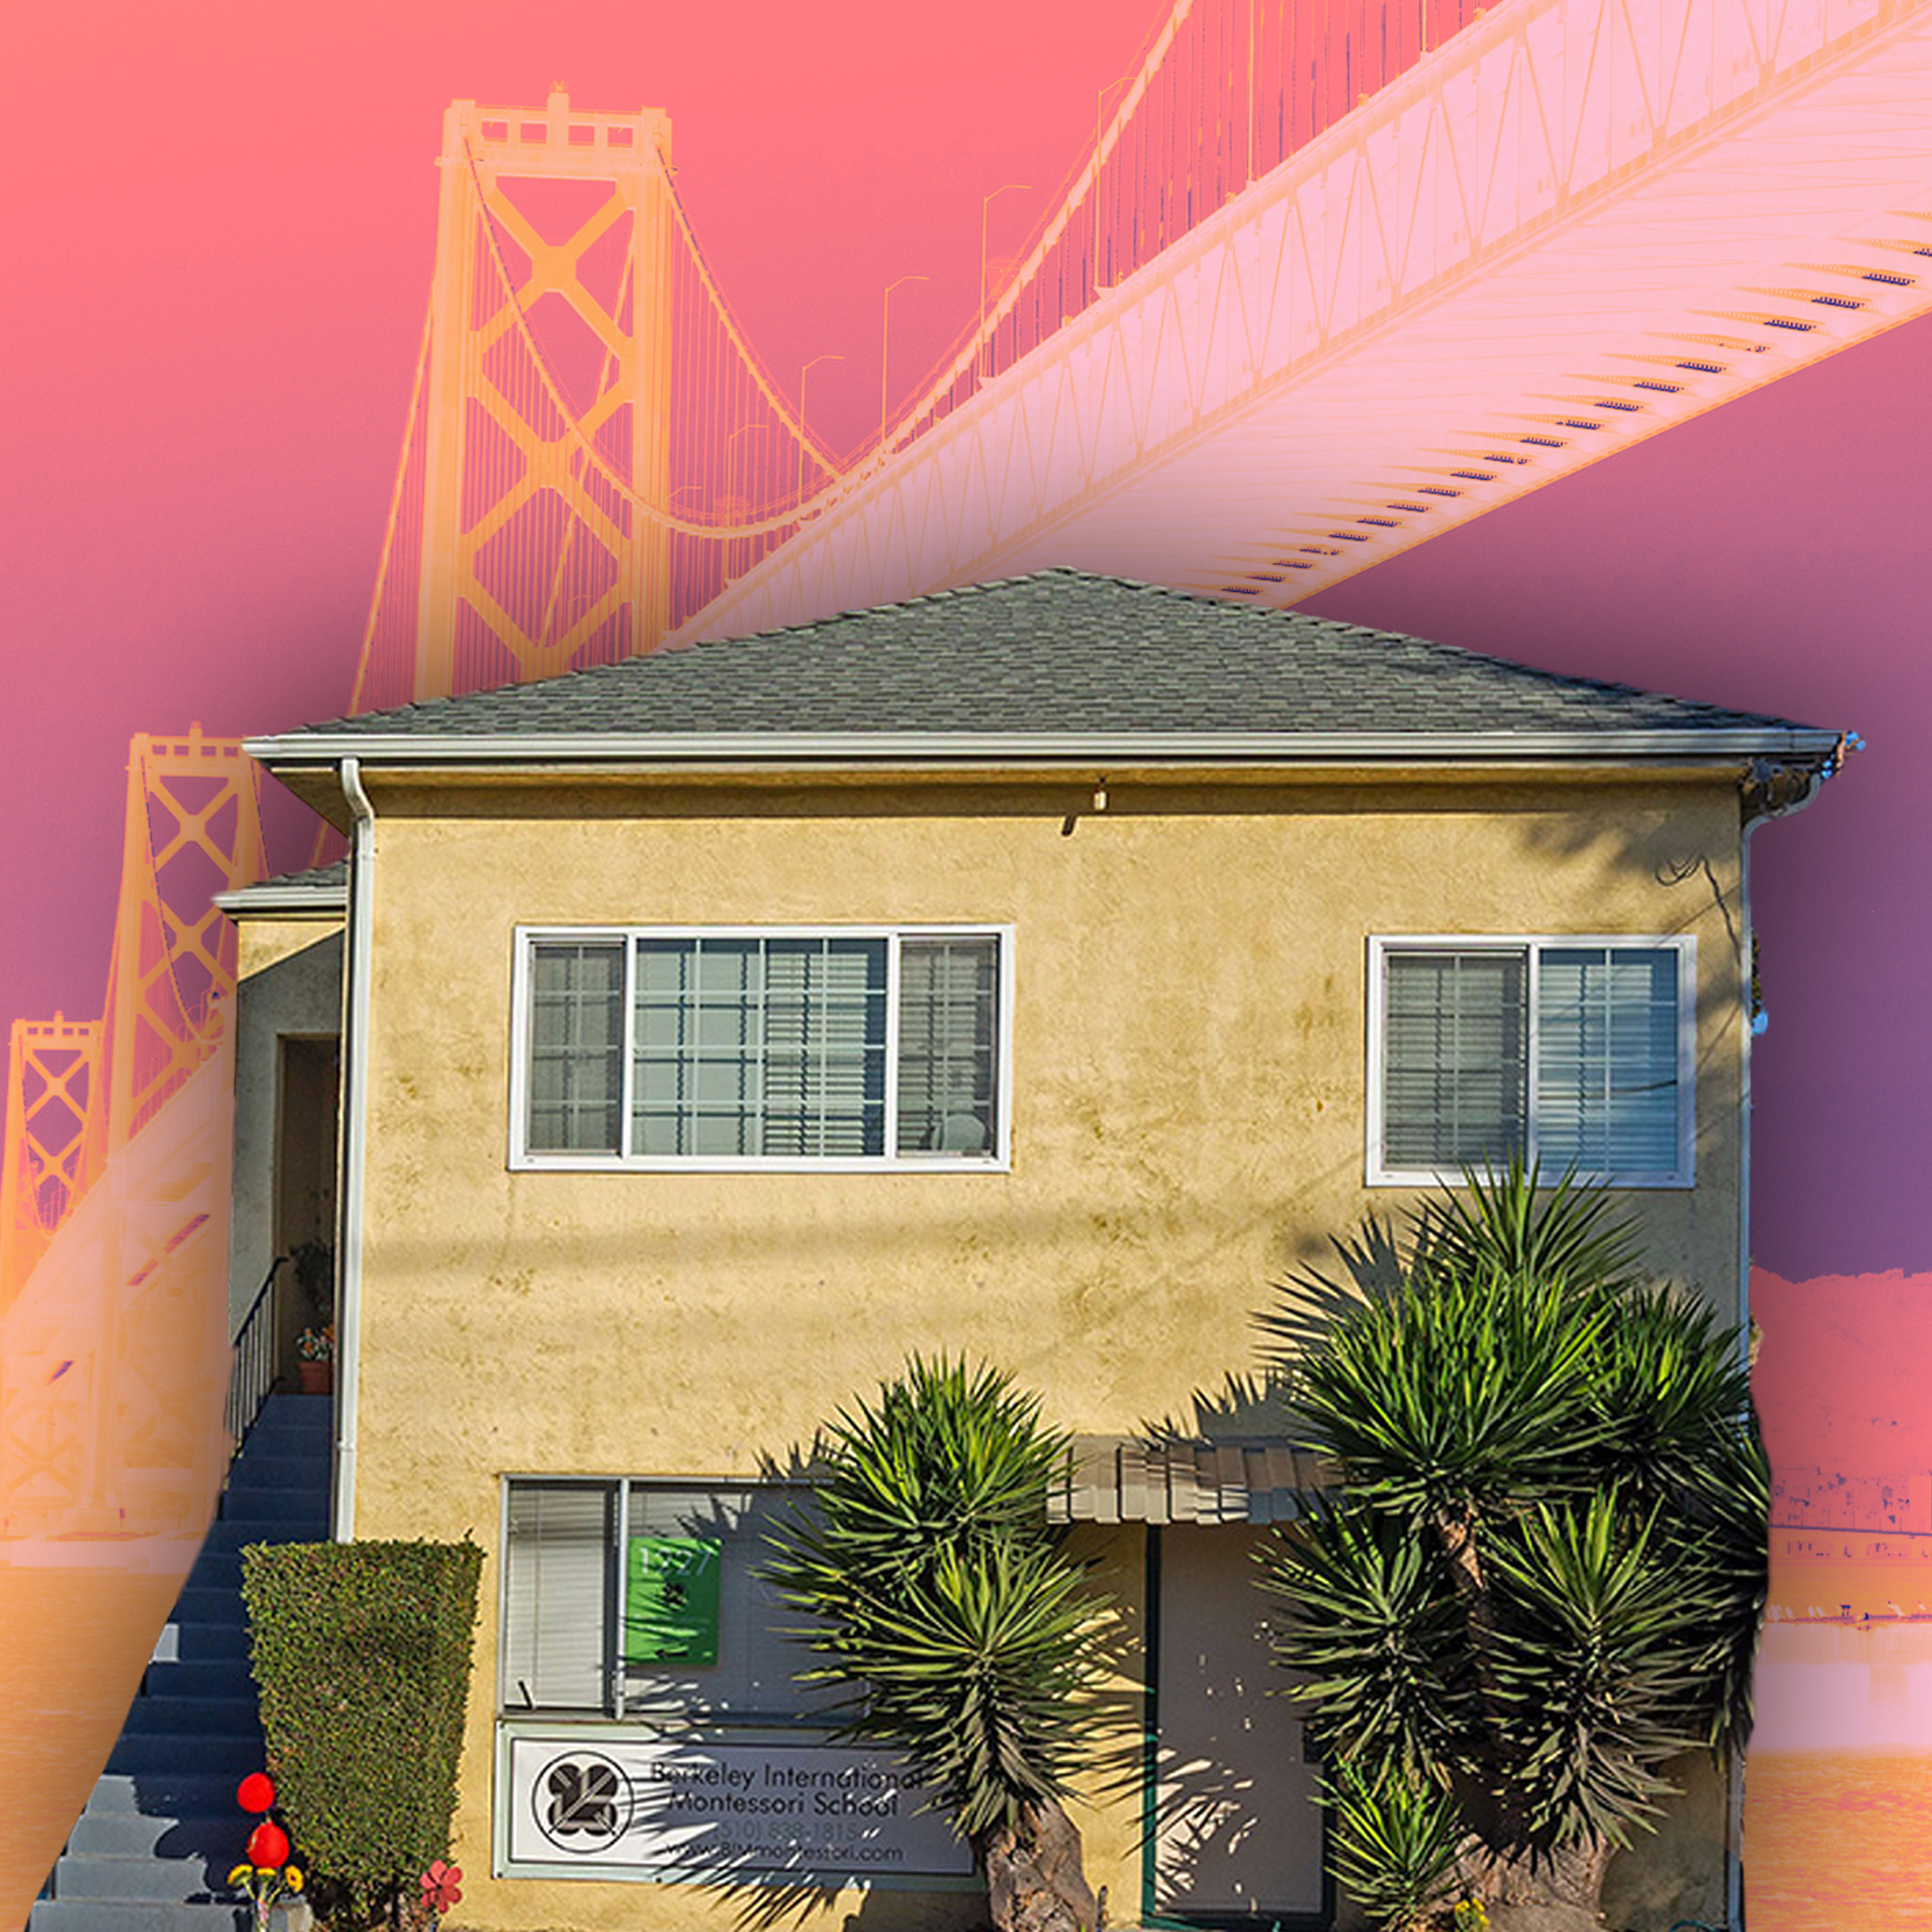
[763,1358,1110,1927]
[1324,1758,1467,1932]
[1259,1163,1765,1924]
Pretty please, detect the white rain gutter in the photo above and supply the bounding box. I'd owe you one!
[332,757,375,1542]
[213,881,349,917]
[1728,739,1843,1932]
[243,726,1843,771]
[1737,750,1840,1373]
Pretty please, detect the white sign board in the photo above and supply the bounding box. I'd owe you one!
[502,1732,976,1883]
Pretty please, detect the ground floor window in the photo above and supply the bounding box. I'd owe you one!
[495,1475,979,1889]
[499,1478,834,1724]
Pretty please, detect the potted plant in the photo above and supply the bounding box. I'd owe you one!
[285,1236,335,1394]
[288,1236,334,1325]
[295,1323,335,1396]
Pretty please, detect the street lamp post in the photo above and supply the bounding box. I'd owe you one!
[980,184,1031,382]
[798,353,843,509]
[880,273,930,455]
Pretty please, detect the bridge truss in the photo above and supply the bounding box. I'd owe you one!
[1,733,262,1545]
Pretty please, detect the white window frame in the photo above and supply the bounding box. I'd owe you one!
[1365,934,1697,1190]
[509,923,1014,1173]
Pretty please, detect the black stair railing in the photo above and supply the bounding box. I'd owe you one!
[224,1257,283,1456]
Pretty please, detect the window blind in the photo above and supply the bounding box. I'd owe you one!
[620,1486,834,1722]
[526,944,625,1152]
[896,935,1000,1154]
[1382,950,1526,1170]
[502,1482,611,1711]
[520,928,1005,1165]
[1536,947,1680,1176]
[633,938,887,1157]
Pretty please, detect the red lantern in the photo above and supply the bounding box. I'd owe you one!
[236,1773,276,1814]
[246,1821,291,1868]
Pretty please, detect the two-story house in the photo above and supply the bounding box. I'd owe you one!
[224,568,1840,1932]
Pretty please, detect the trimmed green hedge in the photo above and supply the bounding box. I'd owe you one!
[241,1538,482,1925]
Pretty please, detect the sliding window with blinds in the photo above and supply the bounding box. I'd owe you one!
[499,1480,833,1723]
[501,1482,613,1712]
[1381,950,1527,1173]
[514,927,1009,1168]
[1370,937,1694,1186]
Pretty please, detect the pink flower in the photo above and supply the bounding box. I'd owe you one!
[419,1861,464,1913]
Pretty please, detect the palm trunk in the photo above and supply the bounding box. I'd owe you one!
[1436,1506,1606,1913]
[1459,1834,1614,1924]
[1435,1504,1507,1726]
[979,1799,1100,1932]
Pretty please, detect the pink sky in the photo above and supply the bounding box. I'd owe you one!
[2,0,1927,1287]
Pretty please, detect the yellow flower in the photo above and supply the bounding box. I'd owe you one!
[286,1869,305,1892]
[227,1864,250,1886]
[255,1866,278,1880]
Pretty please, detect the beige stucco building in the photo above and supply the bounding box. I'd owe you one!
[225,570,1840,1932]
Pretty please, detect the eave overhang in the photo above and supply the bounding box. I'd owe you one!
[244,725,1845,830]
[213,880,350,918]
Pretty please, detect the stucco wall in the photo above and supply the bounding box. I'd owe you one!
[342,768,1747,1930]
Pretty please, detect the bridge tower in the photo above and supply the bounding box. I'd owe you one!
[416,88,676,698]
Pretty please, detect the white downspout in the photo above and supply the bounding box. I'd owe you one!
[333,758,375,1542]
[1730,741,1840,1930]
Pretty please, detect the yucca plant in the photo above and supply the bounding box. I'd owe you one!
[1323,1758,1465,1932]
[1259,1161,1765,1921]
[763,1357,1112,1932]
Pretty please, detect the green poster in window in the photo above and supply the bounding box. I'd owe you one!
[625,1536,722,1665]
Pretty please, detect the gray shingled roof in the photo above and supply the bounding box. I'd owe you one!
[212,858,347,916]
[269,570,1825,744]
[261,860,347,892]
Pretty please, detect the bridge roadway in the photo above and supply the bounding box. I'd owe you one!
[683,0,1932,639]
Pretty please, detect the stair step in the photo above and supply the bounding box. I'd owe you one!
[202,1522,327,1557]
[246,1397,332,1435]
[227,1441,327,1474]
[122,1694,264,1736]
[107,1731,262,1775]
[144,1660,256,1700]
[168,1587,249,1627]
[85,1773,256,1818]
[63,1812,240,1861]
[216,1492,330,1528]
[45,1850,244,1903]
[184,1550,242,1589]
[234,1428,330,1460]
[152,1621,251,1664]
[29,1900,247,1930]
[222,1457,330,1493]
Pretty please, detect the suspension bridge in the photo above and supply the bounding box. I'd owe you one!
[5,0,1931,1561]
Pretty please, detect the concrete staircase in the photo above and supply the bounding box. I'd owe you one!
[31,1395,332,1932]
